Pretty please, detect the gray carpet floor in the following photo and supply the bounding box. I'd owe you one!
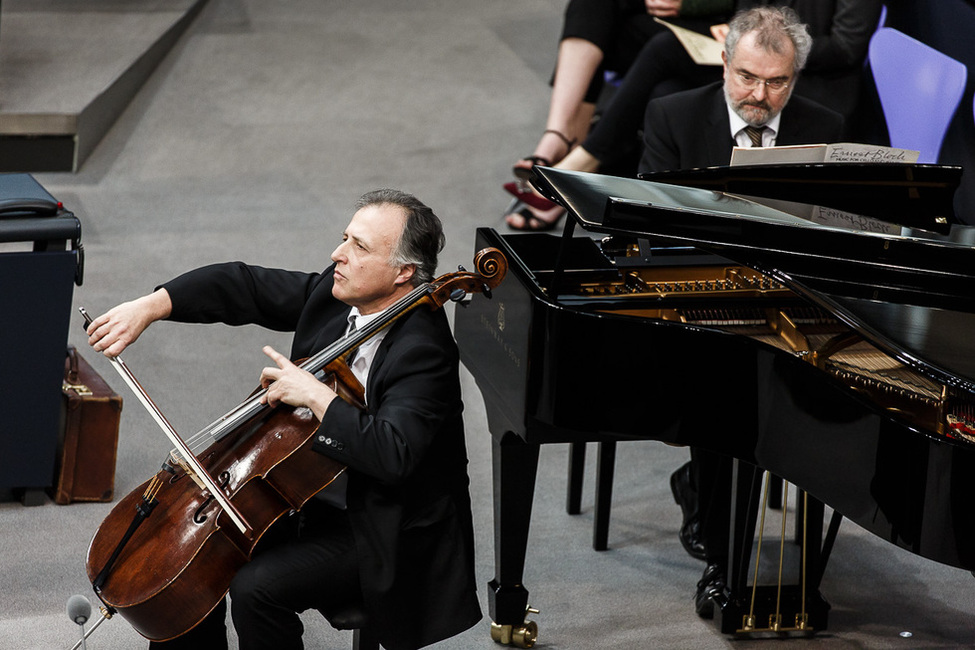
[2,0,975,648]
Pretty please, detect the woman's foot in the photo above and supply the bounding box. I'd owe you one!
[513,129,576,180]
[557,145,601,173]
[504,201,565,232]
[503,181,558,211]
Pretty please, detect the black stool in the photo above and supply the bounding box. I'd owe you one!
[324,606,380,650]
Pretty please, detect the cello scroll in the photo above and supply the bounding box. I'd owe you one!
[426,247,508,308]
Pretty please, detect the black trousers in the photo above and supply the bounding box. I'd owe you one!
[149,502,362,650]
[692,446,734,565]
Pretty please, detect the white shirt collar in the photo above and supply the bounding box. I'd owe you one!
[347,306,384,334]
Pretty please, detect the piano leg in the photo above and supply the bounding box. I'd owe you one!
[489,431,541,648]
[717,461,831,635]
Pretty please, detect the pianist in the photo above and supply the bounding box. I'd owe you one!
[637,6,845,618]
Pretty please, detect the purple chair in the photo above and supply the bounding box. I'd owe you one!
[868,27,967,163]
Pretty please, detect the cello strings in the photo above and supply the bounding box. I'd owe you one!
[173,282,434,460]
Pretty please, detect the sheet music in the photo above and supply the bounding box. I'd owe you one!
[653,18,723,66]
[730,143,920,166]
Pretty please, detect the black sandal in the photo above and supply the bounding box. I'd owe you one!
[504,200,562,232]
[512,129,577,180]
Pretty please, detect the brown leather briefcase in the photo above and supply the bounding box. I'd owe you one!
[52,346,122,504]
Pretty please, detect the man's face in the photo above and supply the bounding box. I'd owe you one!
[723,31,796,126]
[330,203,413,314]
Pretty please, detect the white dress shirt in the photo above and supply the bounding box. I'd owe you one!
[314,306,391,509]
[346,306,391,404]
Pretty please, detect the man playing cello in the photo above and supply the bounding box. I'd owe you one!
[87,189,482,649]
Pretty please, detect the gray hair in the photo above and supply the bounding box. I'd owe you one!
[724,6,812,73]
[354,189,444,286]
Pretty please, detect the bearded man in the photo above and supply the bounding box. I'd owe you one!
[636,5,845,619]
[639,5,844,174]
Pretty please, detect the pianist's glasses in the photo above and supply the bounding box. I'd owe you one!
[736,71,791,94]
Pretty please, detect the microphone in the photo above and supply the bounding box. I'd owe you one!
[66,594,91,624]
[66,595,90,649]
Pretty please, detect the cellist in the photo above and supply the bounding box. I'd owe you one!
[87,189,482,649]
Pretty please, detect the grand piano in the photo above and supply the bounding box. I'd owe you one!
[454,163,975,645]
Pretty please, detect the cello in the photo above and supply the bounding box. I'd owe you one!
[83,248,507,642]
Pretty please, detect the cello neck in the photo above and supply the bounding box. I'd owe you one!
[180,246,508,456]
[182,282,434,452]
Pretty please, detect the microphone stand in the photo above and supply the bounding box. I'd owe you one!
[69,606,114,650]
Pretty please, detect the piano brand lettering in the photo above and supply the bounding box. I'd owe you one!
[479,313,521,368]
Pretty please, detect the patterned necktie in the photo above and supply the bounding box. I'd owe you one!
[744,125,765,147]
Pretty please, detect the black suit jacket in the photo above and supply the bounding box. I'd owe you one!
[162,262,481,650]
[638,81,845,174]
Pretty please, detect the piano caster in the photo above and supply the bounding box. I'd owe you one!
[490,621,538,648]
[490,607,539,648]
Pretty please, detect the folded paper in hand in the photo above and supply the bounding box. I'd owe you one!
[653,18,723,66]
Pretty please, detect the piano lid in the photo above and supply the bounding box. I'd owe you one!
[531,166,975,394]
[639,162,963,233]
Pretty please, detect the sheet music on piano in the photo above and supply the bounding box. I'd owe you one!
[730,142,920,166]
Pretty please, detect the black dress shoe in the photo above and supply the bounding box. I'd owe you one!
[694,563,729,619]
[670,462,706,561]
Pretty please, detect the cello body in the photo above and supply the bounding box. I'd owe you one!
[86,401,345,641]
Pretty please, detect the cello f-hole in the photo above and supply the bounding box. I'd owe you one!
[193,471,232,524]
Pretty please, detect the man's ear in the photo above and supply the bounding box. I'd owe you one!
[395,263,416,287]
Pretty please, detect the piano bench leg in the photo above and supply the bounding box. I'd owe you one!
[565,441,617,551]
[566,442,586,515]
